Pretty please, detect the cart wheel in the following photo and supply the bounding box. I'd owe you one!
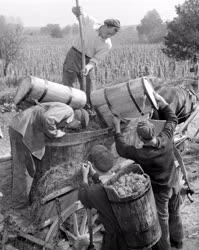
[42,201,103,250]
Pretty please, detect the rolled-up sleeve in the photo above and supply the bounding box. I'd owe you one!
[90,39,112,65]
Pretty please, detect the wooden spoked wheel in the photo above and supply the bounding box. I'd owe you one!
[42,201,103,250]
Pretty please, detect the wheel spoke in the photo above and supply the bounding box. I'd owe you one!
[80,210,88,235]
[93,224,103,234]
[92,213,99,224]
[93,235,103,243]
[72,212,80,237]
[60,225,77,240]
[43,200,103,250]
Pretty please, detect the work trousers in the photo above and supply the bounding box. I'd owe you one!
[152,187,184,250]
[62,46,92,105]
[9,127,34,209]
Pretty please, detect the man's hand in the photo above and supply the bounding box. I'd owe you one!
[81,63,94,76]
[112,115,121,133]
[153,92,168,109]
[72,6,82,18]
[89,163,96,176]
[81,163,90,184]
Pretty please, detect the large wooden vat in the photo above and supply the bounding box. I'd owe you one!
[29,128,114,224]
[105,164,161,249]
[90,77,158,126]
[14,76,87,109]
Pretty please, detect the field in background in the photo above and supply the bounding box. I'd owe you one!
[0,33,199,250]
[1,34,193,90]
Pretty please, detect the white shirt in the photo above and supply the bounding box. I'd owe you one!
[73,14,112,65]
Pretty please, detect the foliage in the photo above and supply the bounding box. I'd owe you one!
[112,25,139,46]
[0,15,24,76]
[137,9,167,43]
[50,25,63,38]
[40,24,63,38]
[62,23,79,35]
[5,34,190,88]
[163,0,199,61]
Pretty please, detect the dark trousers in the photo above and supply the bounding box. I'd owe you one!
[9,127,34,208]
[152,187,183,250]
[62,47,92,105]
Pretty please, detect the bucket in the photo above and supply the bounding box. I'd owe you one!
[14,76,87,109]
[90,77,158,126]
[104,163,161,249]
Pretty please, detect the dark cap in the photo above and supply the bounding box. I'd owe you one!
[137,120,155,141]
[88,145,114,173]
[104,19,120,29]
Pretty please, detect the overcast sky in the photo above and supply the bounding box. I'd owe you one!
[1,0,185,27]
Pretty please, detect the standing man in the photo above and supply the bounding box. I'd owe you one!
[112,93,184,250]
[62,6,120,108]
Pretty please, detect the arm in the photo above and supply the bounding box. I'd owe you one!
[78,163,102,209]
[153,92,178,145]
[157,105,178,140]
[112,116,138,161]
[83,37,111,75]
[89,39,112,66]
[89,164,102,184]
[78,163,91,208]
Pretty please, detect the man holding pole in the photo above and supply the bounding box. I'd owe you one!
[62,5,120,108]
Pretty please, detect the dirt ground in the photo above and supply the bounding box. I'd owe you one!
[0,111,199,250]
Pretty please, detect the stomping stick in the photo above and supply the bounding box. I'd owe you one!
[75,0,86,92]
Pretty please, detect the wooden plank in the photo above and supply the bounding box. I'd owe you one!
[45,128,110,147]
[41,186,75,204]
[18,231,54,250]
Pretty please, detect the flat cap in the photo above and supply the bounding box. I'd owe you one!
[137,120,155,141]
[104,19,121,29]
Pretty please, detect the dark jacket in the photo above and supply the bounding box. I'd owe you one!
[78,174,128,250]
[115,105,178,191]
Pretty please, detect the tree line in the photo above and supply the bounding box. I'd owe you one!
[39,23,79,38]
[38,9,166,42]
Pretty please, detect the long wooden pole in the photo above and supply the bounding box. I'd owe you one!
[75,0,86,92]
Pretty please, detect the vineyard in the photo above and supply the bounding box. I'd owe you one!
[0,34,193,89]
[0,34,199,250]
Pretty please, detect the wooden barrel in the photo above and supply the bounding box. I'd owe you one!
[104,164,161,249]
[90,77,158,126]
[14,76,87,109]
[30,128,114,223]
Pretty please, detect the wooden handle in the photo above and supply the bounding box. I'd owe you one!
[75,0,86,92]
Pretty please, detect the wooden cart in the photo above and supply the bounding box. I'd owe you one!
[1,105,199,250]
[1,127,113,250]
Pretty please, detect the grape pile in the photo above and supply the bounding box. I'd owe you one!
[110,172,147,197]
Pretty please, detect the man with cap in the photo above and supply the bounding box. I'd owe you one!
[112,93,184,250]
[62,6,120,108]
[78,144,128,250]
